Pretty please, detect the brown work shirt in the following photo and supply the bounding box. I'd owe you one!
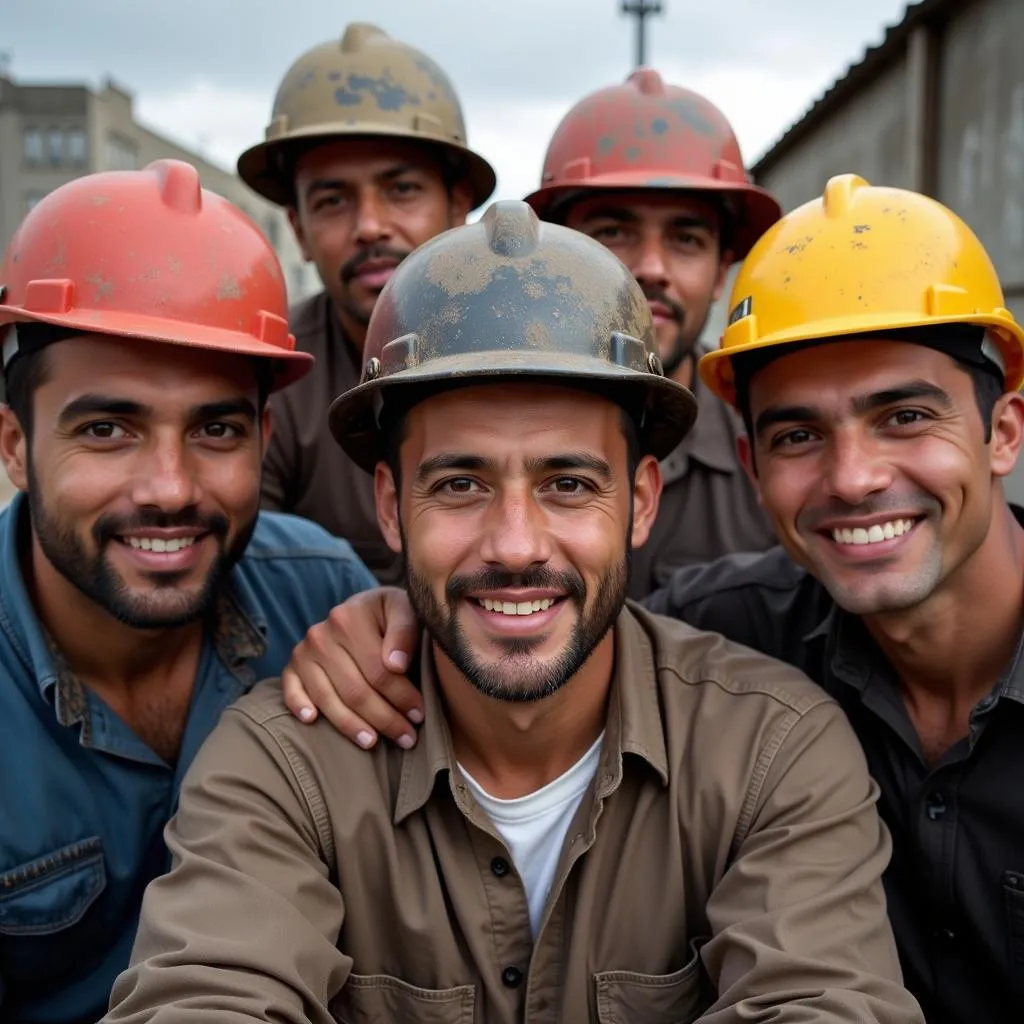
[630,379,776,600]
[107,605,922,1023]
[262,292,404,585]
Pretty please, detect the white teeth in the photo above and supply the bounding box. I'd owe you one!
[127,536,196,553]
[479,597,555,616]
[831,519,915,546]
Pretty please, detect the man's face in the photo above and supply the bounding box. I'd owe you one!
[375,384,661,702]
[741,339,1023,616]
[564,191,731,378]
[0,335,270,629]
[289,138,472,348]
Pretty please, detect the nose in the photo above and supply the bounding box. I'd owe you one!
[477,488,553,572]
[631,234,670,291]
[824,428,893,507]
[129,435,201,513]
[353,190,391,246]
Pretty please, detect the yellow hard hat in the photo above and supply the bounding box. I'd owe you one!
[699,173,1024,406]
[238,23,496,209]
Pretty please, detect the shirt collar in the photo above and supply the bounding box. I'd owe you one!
[393,604,670,825]
[659,376,741,484]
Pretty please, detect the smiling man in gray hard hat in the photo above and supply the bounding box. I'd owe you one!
[107,201,920,1024]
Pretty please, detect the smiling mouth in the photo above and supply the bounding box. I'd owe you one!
[828,518,918,546]
[474,597,560,616]
[120,535,202,553]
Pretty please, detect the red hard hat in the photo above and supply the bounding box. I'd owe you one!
[0,159,312,390]
[524,68,782,257]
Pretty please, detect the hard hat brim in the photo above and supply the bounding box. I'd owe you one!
[0,307,314,391]
[700,309,1024,407]
[329,349,698,473]
[524,173,782,258]
[237,128,497,211]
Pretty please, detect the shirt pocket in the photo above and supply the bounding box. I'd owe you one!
[594,937,711,1024]
[0,836,106,936]
[332,972,475,1024]
[1003,870,1024,967]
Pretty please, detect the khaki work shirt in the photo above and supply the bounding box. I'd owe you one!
[262,292,404,585]
[107,606,922,1023]
[630,380,776,600]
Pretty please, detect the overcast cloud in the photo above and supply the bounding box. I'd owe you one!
[4,0,911,204]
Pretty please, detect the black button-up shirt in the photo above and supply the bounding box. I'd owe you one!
[644,519,1024,1024]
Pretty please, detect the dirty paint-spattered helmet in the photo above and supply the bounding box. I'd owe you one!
[237,23,496,209]
[328,200,698,472]
[525,68,780,257]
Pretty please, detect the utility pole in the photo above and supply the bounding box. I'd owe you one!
[620,0,663,68]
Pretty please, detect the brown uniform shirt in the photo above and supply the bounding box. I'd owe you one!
[261,292,404,585]
[630,380,776,600]
[107,606,922,1024]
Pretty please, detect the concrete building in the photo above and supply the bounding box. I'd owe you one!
[0,72,320,302]
[0,72,322,509]
[751,0,1024,326]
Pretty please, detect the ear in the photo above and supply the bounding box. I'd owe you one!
[712,253,734,302]
[448,181,473,227]
[989,392,1024,479]
[736,434,763,501]
[287,206,313,262]
[374,461,403,553]
[0,404,29,492]
[629,454,663,549]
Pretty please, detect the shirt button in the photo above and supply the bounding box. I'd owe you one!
[925,792,947,821]
[501,966,523,988]
[976,695,996,712]
[490,856,510,878]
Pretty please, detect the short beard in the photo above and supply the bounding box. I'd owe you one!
[26,459,255,629]
[406,546,631,704]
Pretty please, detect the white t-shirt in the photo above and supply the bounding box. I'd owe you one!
[459,732,604,938]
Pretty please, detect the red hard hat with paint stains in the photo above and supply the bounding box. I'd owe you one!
[524,68,782,257]
[0,159,312,390]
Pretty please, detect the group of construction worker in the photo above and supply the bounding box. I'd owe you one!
[1,20,1021,1024]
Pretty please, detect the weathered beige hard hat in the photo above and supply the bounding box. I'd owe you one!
[238,23,496,209]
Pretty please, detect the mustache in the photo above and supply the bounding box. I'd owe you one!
[797,492,942,533]
[92,508,229,546]
[340,244,412,285]
[446,566,587,605]
[641,286,685,325]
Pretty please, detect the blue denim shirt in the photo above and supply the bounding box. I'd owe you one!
[0,494,376,1023]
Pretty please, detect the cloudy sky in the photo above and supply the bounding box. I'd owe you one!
[5,0,911,204]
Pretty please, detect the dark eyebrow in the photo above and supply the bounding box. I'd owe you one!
[415,454,491,483]
[754,380,955,438]
[525,453,612,481]
[58,395,148,427]
[414,452,613,483]
[304,163,419,200]
[579,206,714,232]
[850,381,954,415]
[192,398,257,423]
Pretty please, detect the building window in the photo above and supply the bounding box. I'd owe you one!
[46,127,63,166]
[105,133,138,171]
[23,127,43,165]
[67,128,87,166]
[24,191,47,215]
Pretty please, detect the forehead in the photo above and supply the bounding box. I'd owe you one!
[293,138,444,184]
[40,334,259,402]
[402,383,625,456]
[563,190,720,227]
[748,338,969,409]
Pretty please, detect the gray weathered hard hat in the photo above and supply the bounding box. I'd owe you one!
[237,23,496,209]
[328,199,698,472]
